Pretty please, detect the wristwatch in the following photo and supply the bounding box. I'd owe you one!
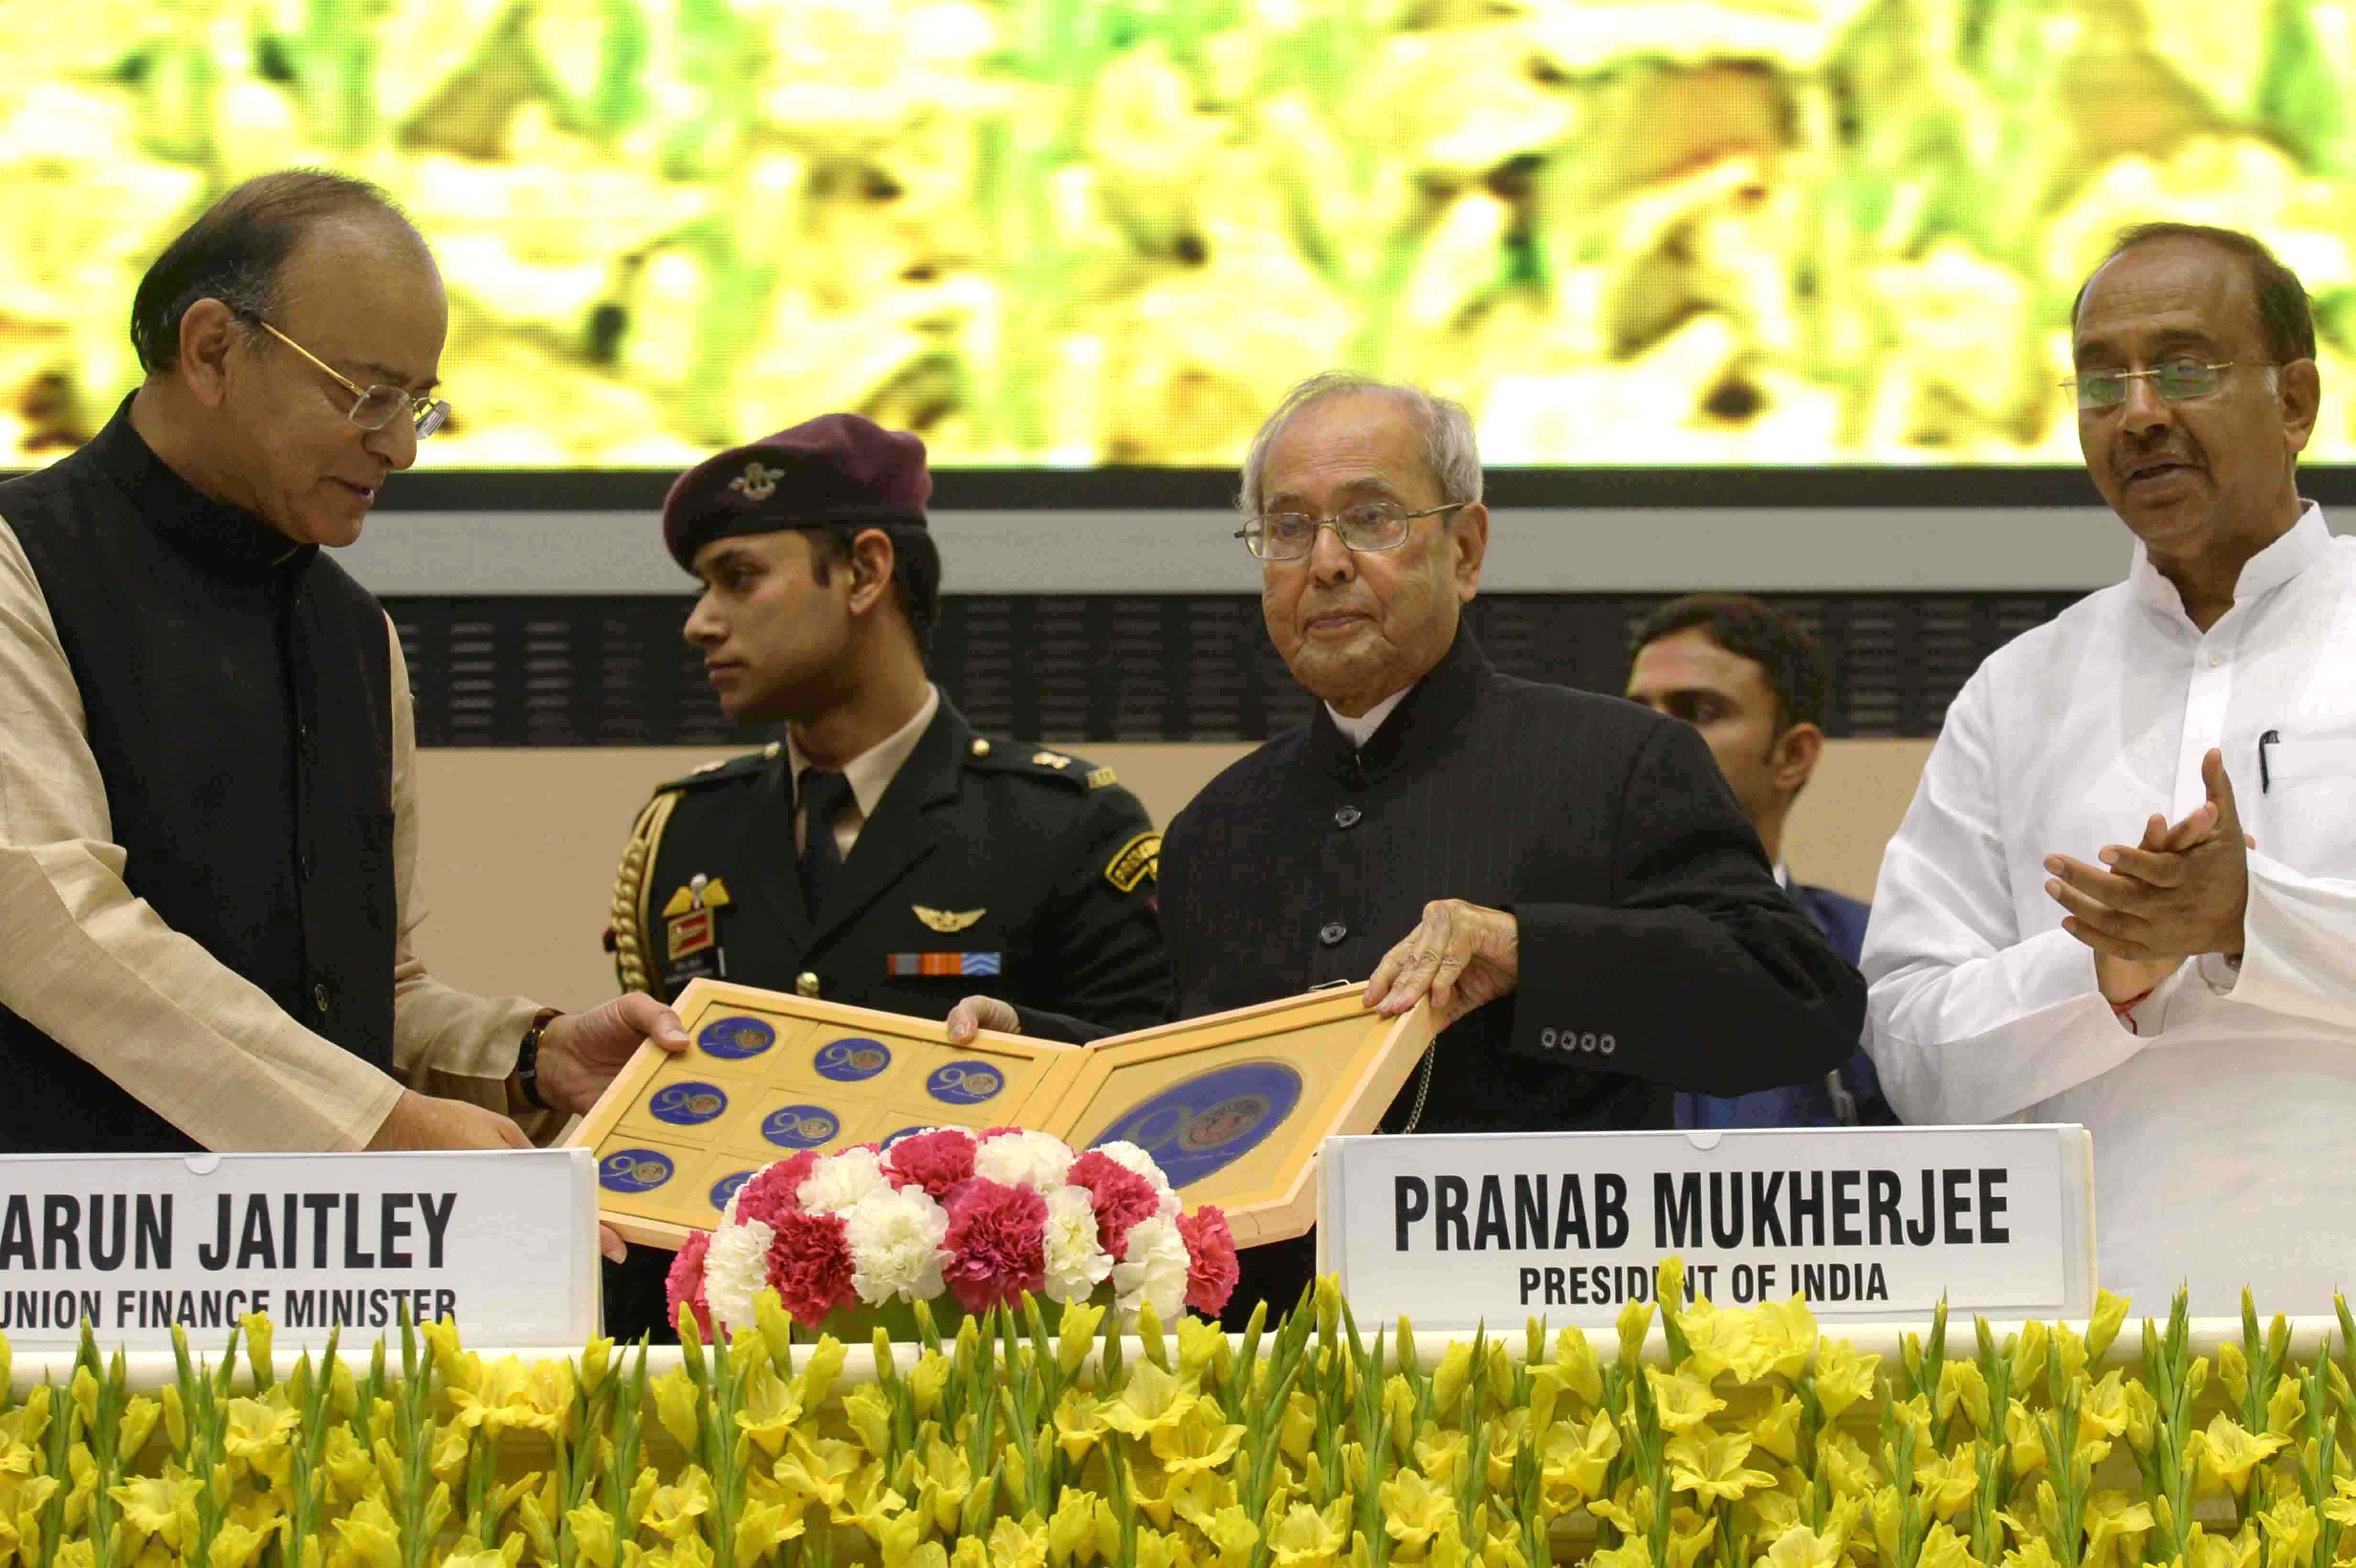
[516,1007,563,1111]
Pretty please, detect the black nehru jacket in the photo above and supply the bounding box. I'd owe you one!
[1158,628,1866,1322]
[0,403,397,1152]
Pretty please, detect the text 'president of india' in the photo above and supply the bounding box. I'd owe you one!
[954,370,1866,1321]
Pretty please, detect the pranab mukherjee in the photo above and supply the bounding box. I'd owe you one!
[955,370,1866,1321]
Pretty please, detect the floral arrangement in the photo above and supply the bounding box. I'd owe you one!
[665,1128,1241,1338]
[8,1269,2356,1568]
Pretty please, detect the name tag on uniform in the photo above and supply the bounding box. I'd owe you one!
[1317,1125,2095,1327]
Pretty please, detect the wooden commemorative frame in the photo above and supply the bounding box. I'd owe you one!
[572,979,1438,1251]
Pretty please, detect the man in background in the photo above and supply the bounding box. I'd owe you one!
[605,411,1172,1335]
[1625,593,1890,1126]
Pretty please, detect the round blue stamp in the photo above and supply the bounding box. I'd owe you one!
[925,1061,1004,1104]
[699,1016,775,1060]
[710,1171,754,1211]
[650,1081,729,1126]
[1091,1060,1303,1189]
[600,1148,675,1193]
[761,1105,840,1149]
[814,1037,892,1082]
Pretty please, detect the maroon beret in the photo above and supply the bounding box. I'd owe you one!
[663,413,931,572]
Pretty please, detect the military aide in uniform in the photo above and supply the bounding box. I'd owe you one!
[952,371,1866,1324]
[0,171,686,1196]
[602,412,1174,1336]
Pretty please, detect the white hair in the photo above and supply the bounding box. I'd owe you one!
[1237,370,1483,518]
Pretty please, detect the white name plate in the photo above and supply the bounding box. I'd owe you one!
[0,1150,599,1348]
[1317,1125,2095,1328]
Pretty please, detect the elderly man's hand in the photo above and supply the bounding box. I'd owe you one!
[946,996,1022,1043]
[1366,900,1518,1029]
[534,994,691,1113]
[2047,748,2250,964]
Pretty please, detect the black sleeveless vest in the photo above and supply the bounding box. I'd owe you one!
[0,402,397,1151]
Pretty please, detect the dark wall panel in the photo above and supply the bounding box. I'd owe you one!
[385,591,2091,749]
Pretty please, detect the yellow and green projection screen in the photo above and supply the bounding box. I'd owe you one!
[3,0,2351,468]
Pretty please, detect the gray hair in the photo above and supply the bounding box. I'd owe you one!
[1237,370,1484,518]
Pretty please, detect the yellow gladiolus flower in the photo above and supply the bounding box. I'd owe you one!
[1379,1467,1454,1553]
[2084,1291,2130,1361]
[1913,1443,1979,1521]
[732,1496,808,1560]
[1539,1409,1619,1511]
[2084,1492,2156,1568]
[208,1521,271,1568]
[1751,1391,1804,1463]
[1201,1503,1260,1568]
[842,1381,893,1459]
[2255,1494,2317,1563]
[1152,1401,1246,1475]
[1916,1521,1984,1568]
[1279,1390,1319,1464]
[1674,1297,1748,1383]
[1646,1368,1728,1433]
[1618,1299,1656,1369]
[1666,1514,1716,1568]
[2004,1399,2048,1479]
[1415,1429,1469,1488]
[441,1541,525,1568]
[1589,1484,1655,1538]
[1589,1540,1653,1568]
[1058,1300,1108,1379]
[916,1437,974,1534]
[1432,1343,1477,1415]
[1551,1327,1604,1408]
[1999,1539,2061,1568]
[1668,1430,1776,1503]
[1101,1361,1201,1440]
[1745,1296,1819,1383]
[643,1467,716,1542]
[735,1361,809,1457]
[908,1351,951,1421]
[2263,1376,2304,1439]
[651,1369,701,1453]
[2188,1413,2287,1497]
[987,1514,1053,1568]
[566,1506,618,1568]
[111,1473,200,1550]
[1811,1338,1879,1423]
[2187,1523,2261,1568]
[1177,1317,1230,1381]
[1937,1360,1992,1435]
[219,1398,296,1460]
[1266,1498,1351,1568]
[796,1335,849,1411]
[778,1433,865,1514]
[2322,1475,2356,1527]
[1761,1524,1845,1568]
[449,1355,571,1436]
[1054,1387,1108,1464]
[331,1498,402,1568]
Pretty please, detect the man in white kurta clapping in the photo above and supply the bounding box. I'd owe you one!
[1864,221,2356,1314]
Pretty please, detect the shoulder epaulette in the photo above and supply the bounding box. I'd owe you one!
[656,743,777,794]
[963,737,1115,790]
[610,788,684,994]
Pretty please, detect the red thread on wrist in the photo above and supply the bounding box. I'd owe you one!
[2107,987,2155,1034]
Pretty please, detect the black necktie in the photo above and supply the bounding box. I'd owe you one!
[797,768,853,918]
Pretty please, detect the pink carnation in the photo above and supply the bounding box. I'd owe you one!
[735,1152,819,1228]
[977,1126,1025,1141]
[1176,1206,1240,1316]
[884,1129,978,1203]
[763,1209,858,1326]
[666,1229,714,1338]
[1068,1150,1161,1262]
[939,1178,1047,1314]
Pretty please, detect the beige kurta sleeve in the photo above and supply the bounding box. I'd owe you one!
[383,621,558,1138]
[0,515,405,1150]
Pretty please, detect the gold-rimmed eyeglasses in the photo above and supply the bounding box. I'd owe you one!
[1237,500,1468,560]
[2062,359,2263,411]
[253,318,450,438]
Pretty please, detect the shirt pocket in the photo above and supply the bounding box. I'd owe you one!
[2255,736,2356,863]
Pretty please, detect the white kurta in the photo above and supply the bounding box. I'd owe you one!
[1864,504,2356,1315]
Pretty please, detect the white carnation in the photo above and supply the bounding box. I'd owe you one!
[843,1186,952,1306]
[702,1217,775,1336]
[1111,1212,1189,1327]
[797,1146,888,1216]
[1041,1184,1114,1304]
[973,1129,1075,1192]
[1091,1140,1176,1197]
